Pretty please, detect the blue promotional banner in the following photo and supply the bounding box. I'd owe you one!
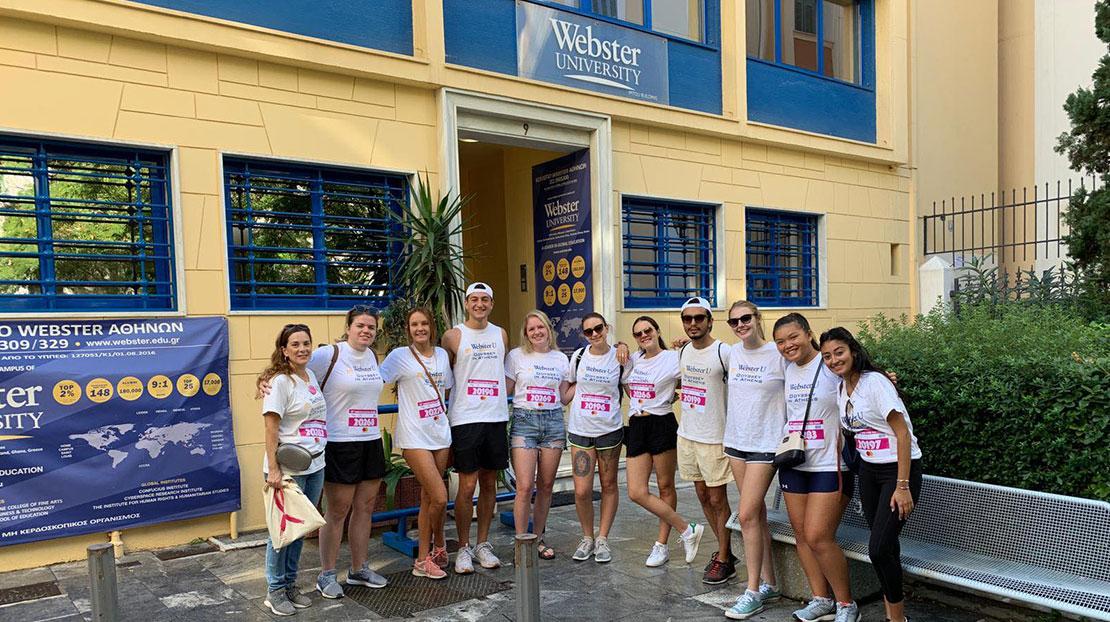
[533,149,593,353]
[517,0,669,105]
[0,317,239,547]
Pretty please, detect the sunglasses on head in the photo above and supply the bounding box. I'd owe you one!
[632,326,655,338]
[582,324,605,337]
[726,314,755,327]
[681,313,709,324]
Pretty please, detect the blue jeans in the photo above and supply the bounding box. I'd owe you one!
[265,468,324,593]
[510,407,566,449]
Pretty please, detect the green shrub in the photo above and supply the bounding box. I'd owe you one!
[857,305,1110,501]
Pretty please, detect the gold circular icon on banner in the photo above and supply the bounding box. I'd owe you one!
[85,378,114,404]
[572,281,587,304]
[542,260,556,283]
[202,373,223,396]
[177,373,200,397]
[556,258,571,280]
[53,380,81,406]
[543,285,556,307]
[116,377,144,401]
[147,375,173,399]
[557,283,571,305]
[571,255,586,278]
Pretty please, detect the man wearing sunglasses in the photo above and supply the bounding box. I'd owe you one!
[676,297,735,585]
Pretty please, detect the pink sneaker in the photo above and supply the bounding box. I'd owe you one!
[431,546,449,569]
[412,555,447,580]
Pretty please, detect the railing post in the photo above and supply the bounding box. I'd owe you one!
[514,533,540,622]
[88,543,119,621]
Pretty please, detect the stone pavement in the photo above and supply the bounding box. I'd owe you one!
[0,483,999,621]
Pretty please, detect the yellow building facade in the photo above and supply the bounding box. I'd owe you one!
[0,0,913,570]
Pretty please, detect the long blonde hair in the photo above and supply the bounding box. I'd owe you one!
[520,310,558,353]
[729,300,766,341]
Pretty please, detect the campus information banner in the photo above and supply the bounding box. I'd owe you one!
[0,317,239,547]
[533,149,593,353]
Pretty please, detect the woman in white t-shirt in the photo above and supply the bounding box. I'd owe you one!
[821,326,922,622]
[624,315,705,569]
[379,308,454,581]
[561,312,624,564]
[504,310,571,560]
[259,323,327,616]
[768,313,858,622]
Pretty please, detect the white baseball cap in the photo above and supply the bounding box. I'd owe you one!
[680,297,712,313]
[465,282,494,299]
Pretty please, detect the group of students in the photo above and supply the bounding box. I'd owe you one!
[256,282,923,622]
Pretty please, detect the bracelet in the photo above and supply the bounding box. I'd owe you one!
[897,484,910,491]
[896,479,910,483]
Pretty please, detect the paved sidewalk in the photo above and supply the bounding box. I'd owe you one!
[0,483,995,621]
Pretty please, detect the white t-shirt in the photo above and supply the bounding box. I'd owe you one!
[678,340,731,444]
[447,323,508,426]
[567,346,623,437]
[784,356,843,472]
[505,347,569,411]
[308,343,384,443]
[623,350,680,416]
[261,370,327,476]
[380,346,454,450]
[723,341,786,452]
[837,371,922,464]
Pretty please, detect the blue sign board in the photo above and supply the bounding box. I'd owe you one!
[533,149,593,353]
[517,1,669,104]
[0,317,240,547]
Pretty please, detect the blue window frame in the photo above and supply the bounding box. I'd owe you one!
[223,158,405,311]
[745,208,819,307]
[622,197,716,308]
[0,136,176,313]
[540,0,710,44]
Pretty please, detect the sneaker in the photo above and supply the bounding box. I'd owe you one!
[315,570,343,599]
[346,563,387,589]
[835,601,860,622]
[455,544,475,574]
[431,545,449,570]
[725,511,741,531]
[645,542,669,567]
[759,583,782,602]
[264,589,296,616]
[703,550,738,572]
[473,542,502,569]
[413,555,447,580]
[593,536,612,563]
[725,590,765,620]
[792,596,836,622]
[571,536,593,561]
[285,586,311,609]
[702,558,733,584]
[681,523,704,564]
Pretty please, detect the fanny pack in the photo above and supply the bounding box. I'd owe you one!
[276,443,323,472]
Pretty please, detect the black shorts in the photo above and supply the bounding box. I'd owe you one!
[450,421,509,473]
[723,446,776,464]
[624,413,678,458]
[779,467,855,496]
[567,427,624,450]
[324,439,387,485]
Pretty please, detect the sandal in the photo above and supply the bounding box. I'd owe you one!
[537,541,556,560]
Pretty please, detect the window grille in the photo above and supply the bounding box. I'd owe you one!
[745,208,819,306]
[622,197,716,307]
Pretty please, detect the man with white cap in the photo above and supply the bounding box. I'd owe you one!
[676,296,735,585]
[442,282,510,573]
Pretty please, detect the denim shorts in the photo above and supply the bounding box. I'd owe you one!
[510,407,566,450]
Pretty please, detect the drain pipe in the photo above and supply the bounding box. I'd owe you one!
[514,533,540,622]
[88,543,119,621]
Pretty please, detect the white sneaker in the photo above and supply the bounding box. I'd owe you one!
[593,536,612,563]
[681,523,704,564]
[645,542,669,567]
[571,537,593,561]
[454,544,475,574]
[473,542,501,569]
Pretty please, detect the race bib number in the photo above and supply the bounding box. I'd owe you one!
[855,428,893,460]
[418,398,445,420]
[466,379,500,400]
[627,382,656,403]
[347,408,379,432]
[580,393,612,415]
[681,386,707,413]
[525,385,557,406]
[786,419,825,449]
[298,419,327,443]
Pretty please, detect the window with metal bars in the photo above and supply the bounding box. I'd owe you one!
[223,158,405,311]
[622,197,716,308]
[745,208,819,306]
[0,136,175,313]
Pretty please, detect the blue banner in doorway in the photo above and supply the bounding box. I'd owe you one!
[0,317,239,547]
[533,149,593,354]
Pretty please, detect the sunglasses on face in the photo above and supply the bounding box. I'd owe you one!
[681,314,708,324]
[632,327,655,338]
[582,324,605,337]
[726,314,755,327]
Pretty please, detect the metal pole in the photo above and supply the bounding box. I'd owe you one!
[514,533,540,622]
[88,543,119,621]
